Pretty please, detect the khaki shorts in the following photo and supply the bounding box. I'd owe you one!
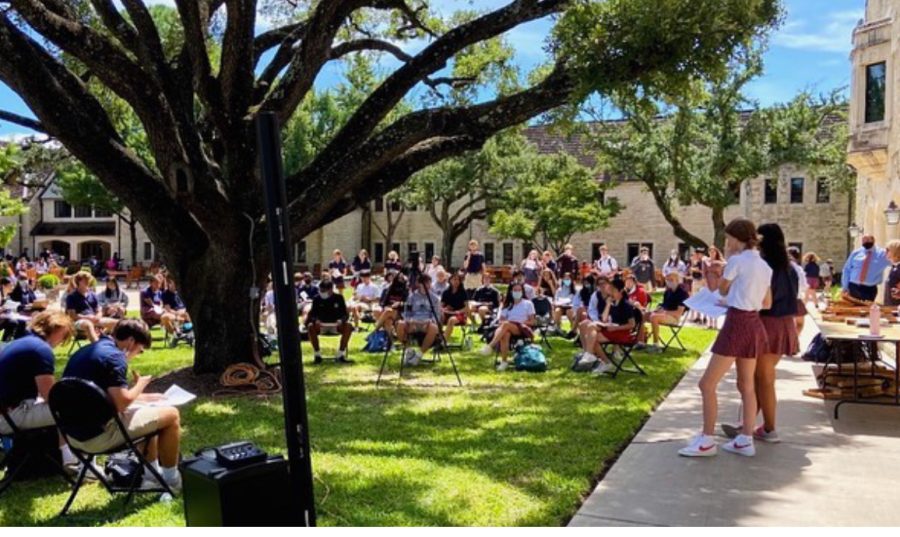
[464,273,482,290]
[0,399,54,434]
[69,406,161,453]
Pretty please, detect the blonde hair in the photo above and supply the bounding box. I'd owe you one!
[887,240,900,261]
[468,240,479,249]
[803,252,820,264]
[73,272,92,286]
[29,311,74,342]
[332,249,342,257]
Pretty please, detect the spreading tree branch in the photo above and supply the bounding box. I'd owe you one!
[0,109,44,132]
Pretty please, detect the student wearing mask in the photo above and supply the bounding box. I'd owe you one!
[0,312,76,469]
[397,274,441,366]
[624,274,649,310]
[306,280,353,364]
[842,234,890,302]
[63,319,183,493]
[553,272,578,336]
[574,274,598,326]
[721,223,799,444]
[480,282,535,371]
[679,219,772,459]
[663,250,687,279]
[577,276,612,349]
[509,269,536,301]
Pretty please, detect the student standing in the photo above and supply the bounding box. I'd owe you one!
[722,223,798,443]
[556,244,578,279]
[680,219,772,458]
[594,245,618,278]
[462,240,486,295]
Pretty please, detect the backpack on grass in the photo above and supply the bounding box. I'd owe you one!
[363,330,391,353]
[514,344,547,372]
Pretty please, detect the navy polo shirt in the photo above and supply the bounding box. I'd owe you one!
[661,286,690,312]
[466,252,485,274]
[66,290,99,316]
[0,334,55,408]
[63,336,128,393]
[162,290,185,310]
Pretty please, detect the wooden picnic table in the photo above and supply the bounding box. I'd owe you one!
[809,308,900,418]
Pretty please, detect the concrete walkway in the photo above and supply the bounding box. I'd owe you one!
[569,322,900,527]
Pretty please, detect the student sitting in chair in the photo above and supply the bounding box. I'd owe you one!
[644,272,690,353]
[624,274,650,310]
[440,272,469,344]
[553,272,578,337]
[350,270,382,328]
[577,276,612,349]
[579,278,638,375]
[295,272,319,321]
[480,282,535,371]
[374,273,408,335]
[0,312,78,469]
[305,279,353,364]
[97,277,128,319]
[0,277,27,341]
[66,272,118,343]
[162,277,191,336]
[62,319,183,492]
[470,272,502,326]
[396,274,441,366]
[139,275,166,329]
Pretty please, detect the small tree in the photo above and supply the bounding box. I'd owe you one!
[490,151,618,254]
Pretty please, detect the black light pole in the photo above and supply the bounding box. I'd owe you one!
[256,112,317,526]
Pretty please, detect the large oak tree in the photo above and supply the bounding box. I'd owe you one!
[0,0,779,372]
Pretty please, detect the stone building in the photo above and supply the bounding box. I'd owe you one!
[292,124,852,274]
[849,0,900,244]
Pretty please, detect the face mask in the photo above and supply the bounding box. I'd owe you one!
[562,279,571,287]
[511,291,523,302]
[863,242,875,250]
[320,291,331,299]
[584,284,593,291]
[666,282,678,291]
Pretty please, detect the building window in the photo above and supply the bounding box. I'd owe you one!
[502,242,513,266]
[391,242,400,257]
[790,177,804,204]
[764,179,778,204]
[143,242,153,261]
[74,205,93,218]
[374,197,384,212]
[94,207,113,218]
[407,242,418,257]
[374,242,384,263]
[484,242,495,265]
[677,243,691,262]
[294,240,307,264]
[816,178,831,204]
[54,201,72,218]
[865,62,887,123]
[627,243,654,263]
[389,200,401,212]
[424,242,435,261]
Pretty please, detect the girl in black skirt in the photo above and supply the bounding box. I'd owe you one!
[680,219,772,459]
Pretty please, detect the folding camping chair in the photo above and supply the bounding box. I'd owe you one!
[48,378,173,516]
[660,310,689,352]
[0,409,73,497]
[376,323,463,387]
[601,310,646,379]
[531,296,557,350]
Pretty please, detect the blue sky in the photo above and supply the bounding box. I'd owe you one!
[0,0,865,137]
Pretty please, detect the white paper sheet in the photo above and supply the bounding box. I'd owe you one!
[133,384,197,408]
[684,288,728,319]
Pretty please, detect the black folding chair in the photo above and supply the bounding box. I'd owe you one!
[0,409,73,496]
[49,378,173,516]
[661,310,689,352]
[601,310,647,379]
[531,296,557,350]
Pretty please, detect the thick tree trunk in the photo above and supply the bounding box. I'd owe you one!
[129,218,138,268]
[180,249,263,374]
[441,231,458,270]
[711,206,727,250]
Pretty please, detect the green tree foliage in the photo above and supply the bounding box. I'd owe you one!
[586,47,849,249]
[490,151,618,255]
[0,143,31,248]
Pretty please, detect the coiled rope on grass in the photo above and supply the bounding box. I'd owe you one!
[216,363,282,396]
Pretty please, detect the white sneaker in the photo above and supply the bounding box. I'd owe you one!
[579,352,599,366]
[139,475,165,490]
[408,350,422,366]
[403,347,416,364]
[496,361,509,372]
[591,361,611,375]
[165,474,182,493]
[479,344,494,356]
[722,434,756,457]
[678,434,718,457]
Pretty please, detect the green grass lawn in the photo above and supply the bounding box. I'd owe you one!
[1,323,715,527]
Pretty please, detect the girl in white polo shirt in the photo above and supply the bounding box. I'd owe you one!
[680,219,772,459]
[480,282,535,371]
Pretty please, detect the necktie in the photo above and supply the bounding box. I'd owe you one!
[859,250,873,284]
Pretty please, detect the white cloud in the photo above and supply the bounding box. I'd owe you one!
[773,9,864,53]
